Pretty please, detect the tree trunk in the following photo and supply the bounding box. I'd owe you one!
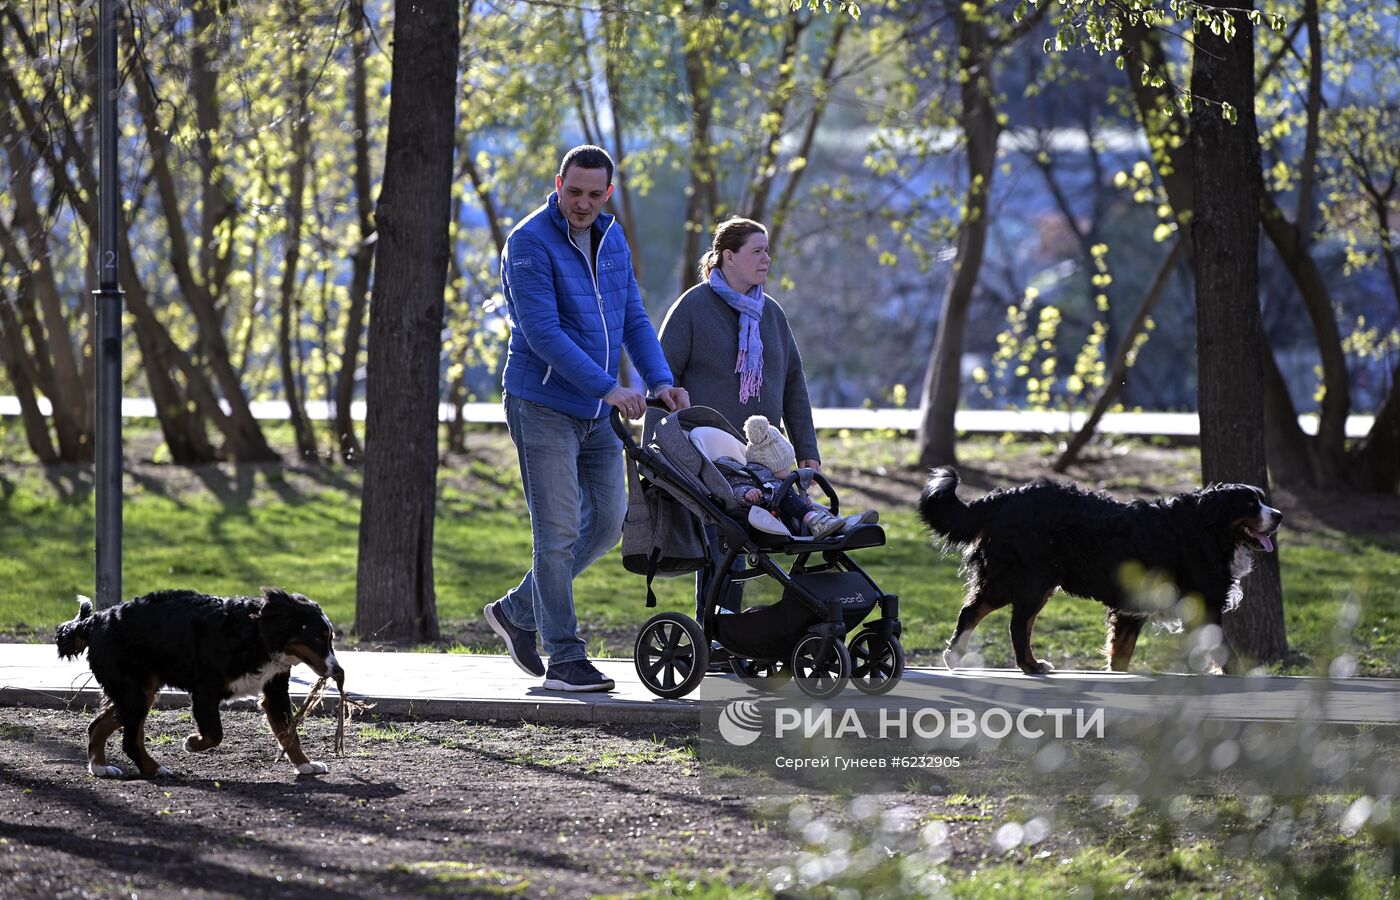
[354,0,459,643]
[128,26,279,463]
[678,0,719,296]
[0,113,89,461]
[745,13,806,223]
[278,3,319,461]
[1258,341,1317,486]
[915,5,998,469]
[0,297,58,462]
[1122,13,1396,495]
[0,19,216,463]
[767,14,848,251]
[190,0,235,297]
[1259,194,1350,469]
[601,6,641,279]
[118,236,220,464]
[1352,359,1400,492]
[334,0,375,464]
[1190,4,1287,665]
[444,192,469,454]
[445,357,470,455]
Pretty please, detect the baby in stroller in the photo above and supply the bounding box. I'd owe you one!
[715,416,878,539]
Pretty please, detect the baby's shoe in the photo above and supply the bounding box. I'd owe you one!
[840,509,880,532]
[803,507,845,539]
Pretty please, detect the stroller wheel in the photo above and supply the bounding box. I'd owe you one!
[634,612,710,699]
[730,657,790,691]
[848,631,905,695]
[790,634,851,699]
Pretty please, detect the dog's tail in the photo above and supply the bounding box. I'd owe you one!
[55,595,94,659]
[918,467,982,546]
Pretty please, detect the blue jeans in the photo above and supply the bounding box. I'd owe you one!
[496,393,626,665]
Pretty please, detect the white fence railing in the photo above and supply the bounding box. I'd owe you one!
[0,396,1377,438]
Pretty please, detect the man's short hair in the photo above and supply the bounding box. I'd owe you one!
[558,145,614,184]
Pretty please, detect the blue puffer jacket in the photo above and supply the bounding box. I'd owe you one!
[500,193,673,419]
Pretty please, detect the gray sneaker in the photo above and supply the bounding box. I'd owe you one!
[804,507,845,539]
[840,509,880,532]
[484,601,545,677]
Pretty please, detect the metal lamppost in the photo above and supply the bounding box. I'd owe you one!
[94,0,124,609]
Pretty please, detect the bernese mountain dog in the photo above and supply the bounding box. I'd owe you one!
[55,587,343,779]
[918,467,1282,675]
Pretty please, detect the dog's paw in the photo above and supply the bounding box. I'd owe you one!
[149,765,175,778]
[942,649,963,671]
[183,733,219,753]
[295,760,330,776]
[1022,659,1055,676]
[88,762,124,779]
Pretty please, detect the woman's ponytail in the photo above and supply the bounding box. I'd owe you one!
[698,249,721,281]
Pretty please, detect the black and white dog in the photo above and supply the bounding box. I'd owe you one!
[56,587,343,778]
[918,467,1282,674]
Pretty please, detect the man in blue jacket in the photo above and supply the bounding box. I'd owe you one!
[485,145,688,692]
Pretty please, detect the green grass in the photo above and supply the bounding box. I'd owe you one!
[772,789,1399,898]
[630,834,1395,898]
[505,737,694,773]
[386,860,528,895]
[0,723,37,742]
[1,431,1396,675]
[358,722,425,744]
[601,873,770,899]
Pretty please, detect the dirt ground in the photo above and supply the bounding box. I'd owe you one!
[0,704,1097,899]
[0,705,796,897]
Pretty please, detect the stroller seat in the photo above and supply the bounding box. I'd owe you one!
[685,426,882,548]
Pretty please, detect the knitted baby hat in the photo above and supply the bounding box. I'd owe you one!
[744,415,796,473]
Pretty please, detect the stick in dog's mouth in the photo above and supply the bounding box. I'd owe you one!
[330,668,352,755]
[280,669,369,761]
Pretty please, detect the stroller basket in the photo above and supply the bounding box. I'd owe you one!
[713,571,881,661]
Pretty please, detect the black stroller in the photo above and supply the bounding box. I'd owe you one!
[613,401,903,700]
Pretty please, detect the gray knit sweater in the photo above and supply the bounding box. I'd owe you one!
[657,283,820,463]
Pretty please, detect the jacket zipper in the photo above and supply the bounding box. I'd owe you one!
[565,217,615,418]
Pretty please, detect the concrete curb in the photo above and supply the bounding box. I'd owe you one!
[0,685,716,726]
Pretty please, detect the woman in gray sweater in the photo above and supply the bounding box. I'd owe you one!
[657,217,822,623]
[657,217,821,469]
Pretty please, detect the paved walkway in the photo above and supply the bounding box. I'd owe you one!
[2,644,1396,727]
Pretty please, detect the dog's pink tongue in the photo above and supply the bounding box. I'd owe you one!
[1260,534,1274,552]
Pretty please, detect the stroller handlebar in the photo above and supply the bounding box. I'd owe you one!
[609,396,673,449]
[771,467,839,517]
[806,469,839,515]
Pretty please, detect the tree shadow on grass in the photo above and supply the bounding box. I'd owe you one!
[290,461,361,497]
[127,467,181,507]
[189,463,303,508]
[41,464,93,504]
